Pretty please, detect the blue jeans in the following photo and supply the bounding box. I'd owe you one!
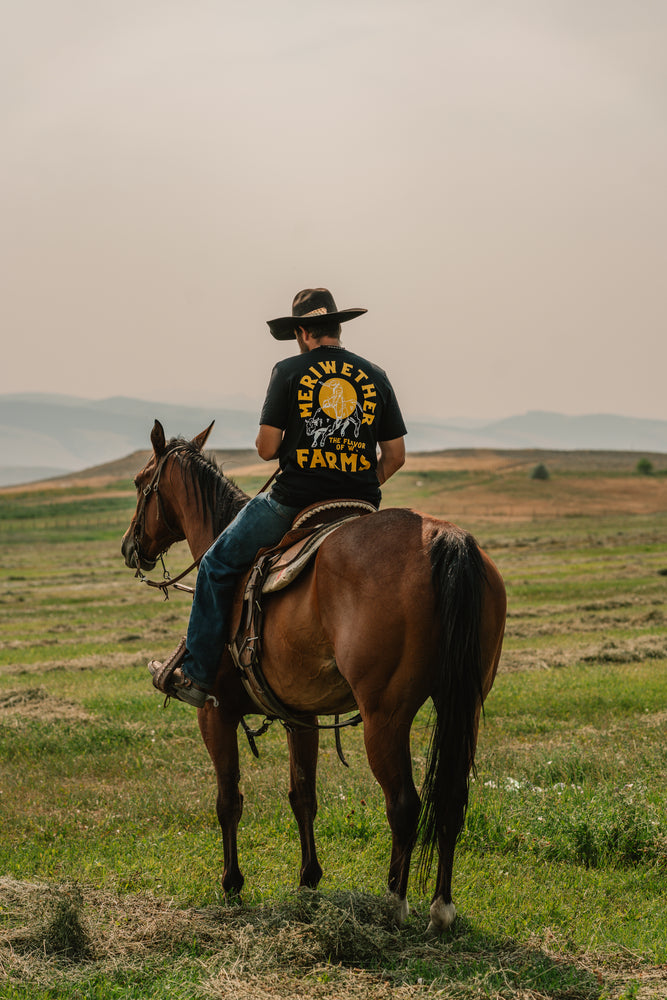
[182,492,300,690]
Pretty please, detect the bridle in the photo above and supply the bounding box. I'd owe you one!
[132,445,189,582]
[132,451,279,600]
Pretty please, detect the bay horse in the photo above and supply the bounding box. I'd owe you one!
[120,420,506,933]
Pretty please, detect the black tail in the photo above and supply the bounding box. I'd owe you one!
[417,526,486,888]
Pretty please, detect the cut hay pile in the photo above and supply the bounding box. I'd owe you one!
[0,879,419,997]
[1,878,664,998]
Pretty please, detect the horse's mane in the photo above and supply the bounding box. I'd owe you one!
[166,437,249,535]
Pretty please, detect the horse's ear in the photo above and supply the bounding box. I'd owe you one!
[150,420,166,457]
[192,421,215,452]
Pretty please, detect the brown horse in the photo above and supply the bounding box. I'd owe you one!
[121,420,506,933]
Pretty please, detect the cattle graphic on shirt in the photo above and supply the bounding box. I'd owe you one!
[305,379,363,447]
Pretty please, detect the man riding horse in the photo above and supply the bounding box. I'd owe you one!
[149,287,407,707]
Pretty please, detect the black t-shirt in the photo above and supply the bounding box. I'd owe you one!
[259,345,407,509]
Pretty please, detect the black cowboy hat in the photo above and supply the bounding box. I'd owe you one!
[267,288,367,341]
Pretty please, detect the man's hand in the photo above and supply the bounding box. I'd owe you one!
[377,437,406,485]
[256,424,283,461]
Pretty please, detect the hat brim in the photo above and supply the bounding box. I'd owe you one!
[267,308,367,341]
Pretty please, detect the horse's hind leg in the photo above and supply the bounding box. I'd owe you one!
[427,708,481,933]
[363,717,421,925]
[429,593,505,934]
[427,778,467,933]
[197,703,244,898]
[286,724,322,888]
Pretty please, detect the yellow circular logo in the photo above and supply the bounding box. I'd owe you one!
[318,379,357,419]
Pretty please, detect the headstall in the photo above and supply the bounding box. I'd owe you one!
[132,445,190,590]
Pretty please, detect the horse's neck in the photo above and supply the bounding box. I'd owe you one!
[181,474,248,561]
[184,518,218,563]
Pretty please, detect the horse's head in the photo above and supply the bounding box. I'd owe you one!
[120,418,214,571]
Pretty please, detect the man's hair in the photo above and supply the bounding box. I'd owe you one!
[303,320,342,340]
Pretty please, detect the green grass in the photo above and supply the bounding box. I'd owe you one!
[1,470,666,998]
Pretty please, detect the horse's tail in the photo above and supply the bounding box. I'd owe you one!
[417,525,487,889]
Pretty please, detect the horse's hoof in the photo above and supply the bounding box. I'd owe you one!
[222,891,243,906]
[387,892,409,926]
[427,898,456,935]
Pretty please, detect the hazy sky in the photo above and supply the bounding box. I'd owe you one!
[2,0,665,421]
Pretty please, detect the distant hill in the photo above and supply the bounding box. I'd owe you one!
[1,393,666,487]
[0,394,259,486]
[407,411,667,453]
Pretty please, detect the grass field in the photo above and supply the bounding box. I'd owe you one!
[0,449,666,999]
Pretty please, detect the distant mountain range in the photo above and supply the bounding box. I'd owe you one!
[1,392,666,487]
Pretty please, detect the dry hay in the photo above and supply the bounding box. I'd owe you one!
[0,686,93,724]
[2,880,91,960]
[499,633,667,674]
[0,879,398,967]
[0,649,149,677]
[506,597,665,641]
[1,878,665,999]
[0,880,421,997]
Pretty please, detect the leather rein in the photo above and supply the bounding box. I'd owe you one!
[133,446,277,599]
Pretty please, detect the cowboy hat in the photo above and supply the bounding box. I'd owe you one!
[267,288,367,341]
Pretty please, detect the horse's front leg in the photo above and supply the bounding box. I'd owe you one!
[197,700,244,898]
[286,722,322,889]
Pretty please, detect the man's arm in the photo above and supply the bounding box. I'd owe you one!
[256,424,283,461]
[377,436,406,485]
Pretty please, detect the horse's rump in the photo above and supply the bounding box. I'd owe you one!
[239,508,469,720]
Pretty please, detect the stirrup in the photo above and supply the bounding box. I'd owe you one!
[148,636,188,694]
